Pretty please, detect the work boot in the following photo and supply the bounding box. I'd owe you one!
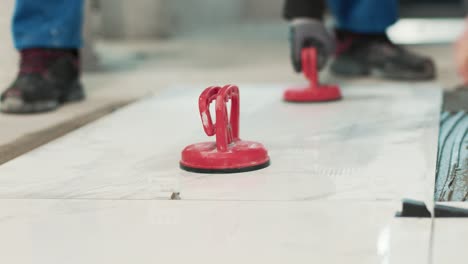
[330,29,436,80]
[1,48,85,114]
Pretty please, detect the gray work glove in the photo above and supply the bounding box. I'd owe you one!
[289,18,335,73]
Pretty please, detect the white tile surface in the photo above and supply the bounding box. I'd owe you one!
[0,199,429,264]
[388,19,464,45]
[419,203,468,264]
[0,83,441,203]
[0,83,442,263]
[385,218,432,264]
[433,220,468,263]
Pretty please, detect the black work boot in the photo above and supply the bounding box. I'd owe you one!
[330,29,436,81]
[1,48,85,114]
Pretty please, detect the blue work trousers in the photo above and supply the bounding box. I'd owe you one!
[327,0,399,33]
[12,0,84,50]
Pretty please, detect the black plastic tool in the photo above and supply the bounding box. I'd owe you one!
[396,199,468,218]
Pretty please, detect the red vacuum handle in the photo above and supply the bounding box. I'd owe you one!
[215,85,240,152]
[198,85,240,152]
[302,47,319,88]
[199,86,221,136]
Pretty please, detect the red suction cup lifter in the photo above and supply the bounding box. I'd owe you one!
[180,85,270,174]
[284,48,342,102]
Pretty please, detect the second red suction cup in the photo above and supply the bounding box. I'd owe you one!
[284,48,342,103]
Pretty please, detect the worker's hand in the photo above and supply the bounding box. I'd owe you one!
[456,23,468,85]
[289,18,334,73]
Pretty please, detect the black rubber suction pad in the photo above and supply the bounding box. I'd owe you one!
[180,160,270,174]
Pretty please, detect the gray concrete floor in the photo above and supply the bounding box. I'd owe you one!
[0,20,464,163]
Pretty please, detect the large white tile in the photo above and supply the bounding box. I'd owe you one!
[423,203,468,264]
[0,83,441,203]
[385,218,432,264]
[0,199,429,264]
[432,220,468,263]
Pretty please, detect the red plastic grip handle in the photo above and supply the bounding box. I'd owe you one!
[302,47,319,88]
[199,86,221,136]
[215,85,240,152]
[198,85,240,152]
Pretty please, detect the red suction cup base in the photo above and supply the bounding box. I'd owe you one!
[283,85,342,103]
[180,140,270,174]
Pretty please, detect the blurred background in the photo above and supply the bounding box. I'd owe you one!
[82,0,466,38]
[1,0,466,76]
[0,0,466,97]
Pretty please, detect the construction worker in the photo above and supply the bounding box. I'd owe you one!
[1,0,85,114]
[285,0,436,80]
